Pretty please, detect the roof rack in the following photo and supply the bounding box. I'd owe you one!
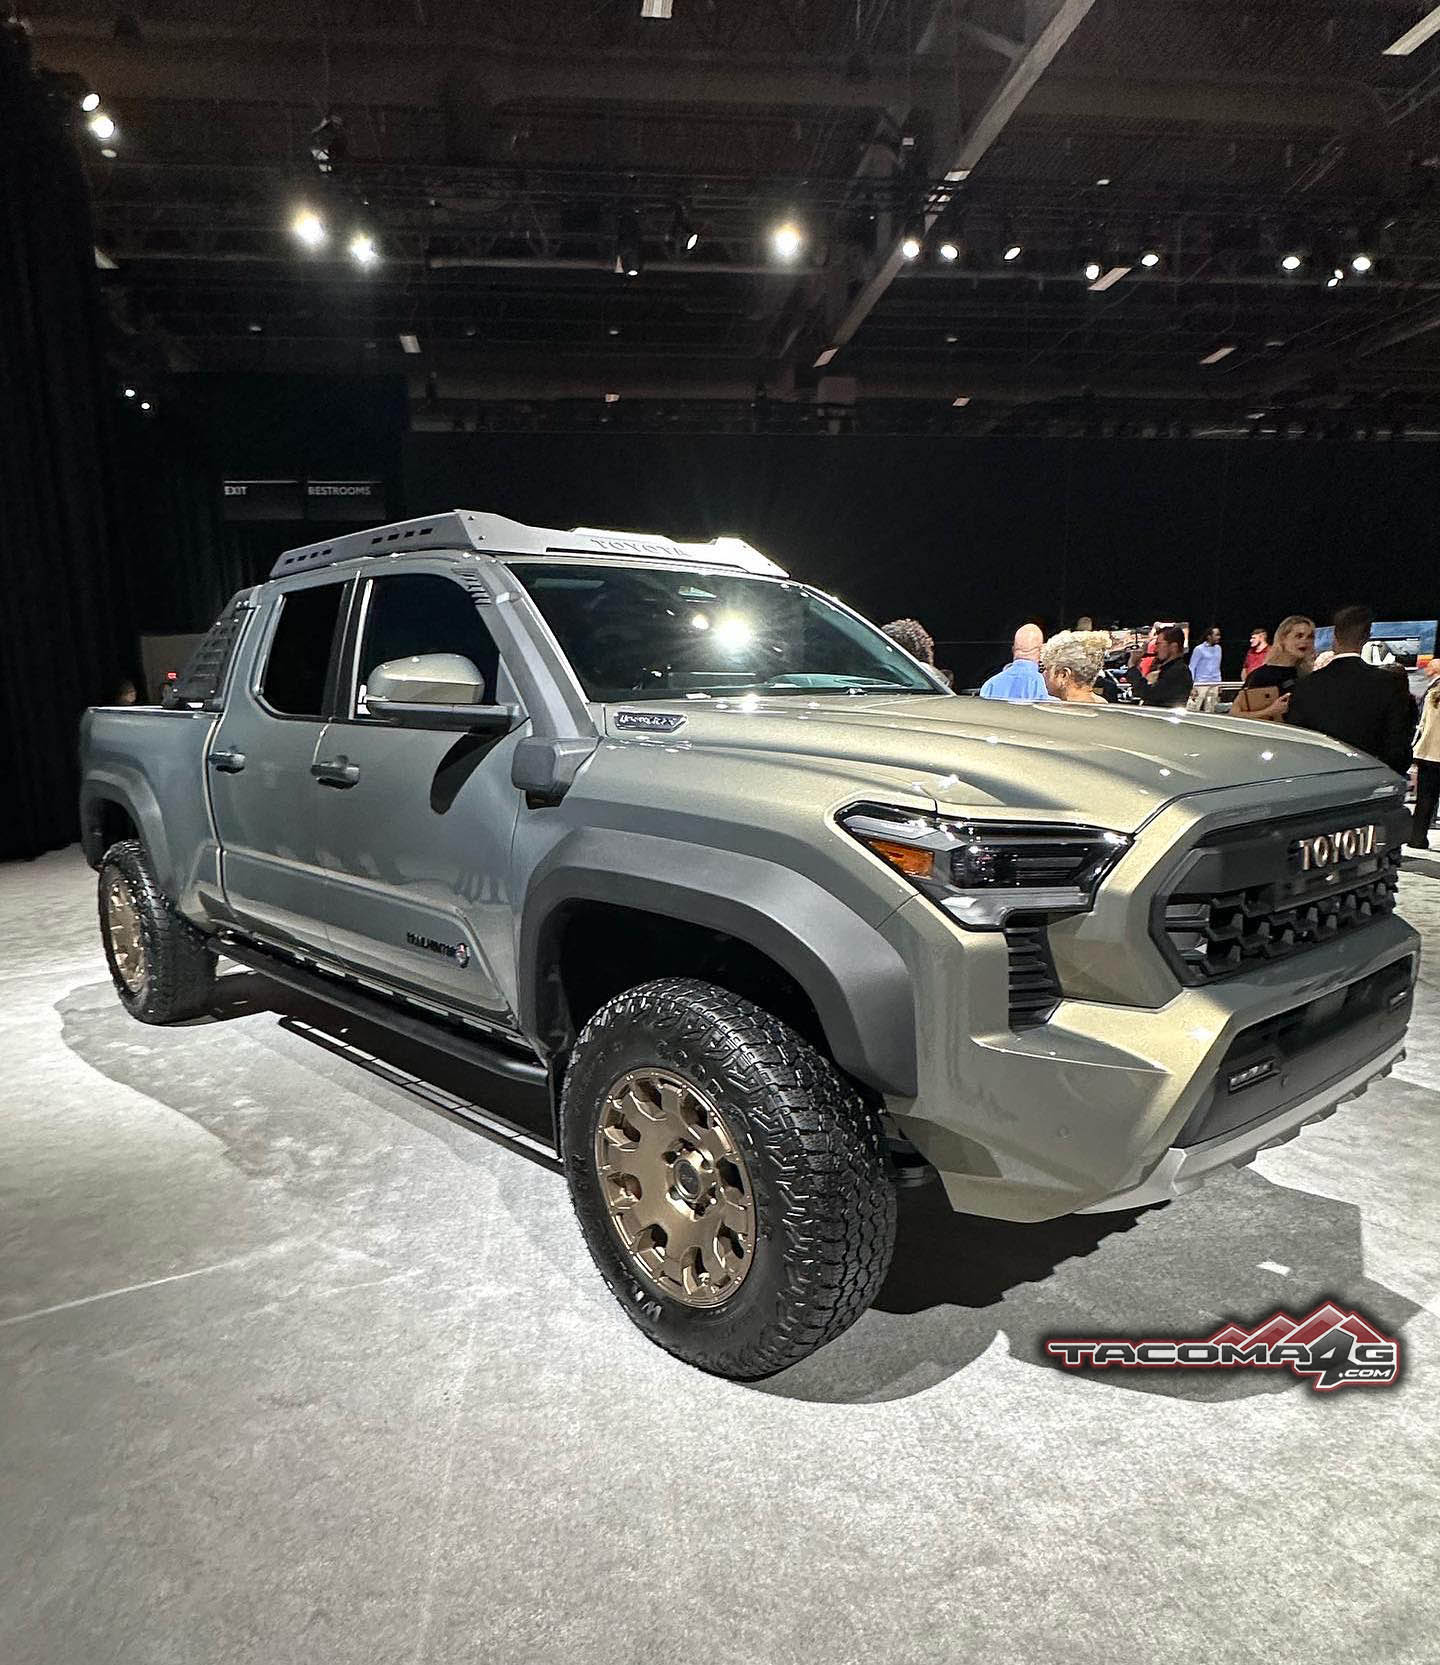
[271,511,785,579]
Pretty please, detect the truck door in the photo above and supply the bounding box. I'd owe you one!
[207,574,350,954]
[312,569,525,1025]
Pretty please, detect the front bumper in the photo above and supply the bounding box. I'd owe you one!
[882,895,1419,1222]
[1078,1038,1405,1212]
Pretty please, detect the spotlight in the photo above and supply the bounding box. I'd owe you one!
[901,235,922,261]
[668,205,699,256]
[81,90,101,112]
[123,386,136,398]
[348,231,379,267]
[938,240,959,262]
[771,221,804,261]
[292,208,327,248]
[1084,260,1102,281]
[1351,252,1373,273]
[139,400,151,411]
[87,111,116,141]
[615,209,644,278]
[1139,248,1162,268]
[1280,252,1303,272]
[1003,243,1022,261]
[309,114,347,175]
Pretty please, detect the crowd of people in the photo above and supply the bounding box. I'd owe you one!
[882,606,1440,852]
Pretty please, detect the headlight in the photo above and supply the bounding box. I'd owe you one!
[839,803,1130,928]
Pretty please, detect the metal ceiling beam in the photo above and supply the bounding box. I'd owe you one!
[30,18,1374,129]
[817,0,1098,360]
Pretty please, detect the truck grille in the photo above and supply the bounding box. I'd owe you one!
[1005,917,1062,1026]
[1155,801,1407,985]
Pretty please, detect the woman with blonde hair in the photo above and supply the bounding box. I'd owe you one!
[1231,613,1315,721]
[1039,630,1109,703]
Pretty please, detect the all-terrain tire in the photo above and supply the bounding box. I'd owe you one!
[98,839,216,1024]
[561,977,897,1379]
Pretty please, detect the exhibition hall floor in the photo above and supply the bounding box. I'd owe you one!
[3,846,1438,1665]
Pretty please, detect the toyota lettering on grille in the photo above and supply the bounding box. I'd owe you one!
[1293,823,1378,872]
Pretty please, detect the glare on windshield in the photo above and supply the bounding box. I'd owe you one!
[510,563,946,703]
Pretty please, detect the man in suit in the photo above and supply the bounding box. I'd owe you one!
[1125,625,1194,708]
[1284,605,1414,776]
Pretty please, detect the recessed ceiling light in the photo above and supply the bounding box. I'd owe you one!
[1095,177,1111,186]
[1003,243,1022,261]
[901,235,922,260]
[813,345,839,368]
[944,333,958,344]
[938,240,959,262]
[81,91,101,112]
[1199,345,1236,364]
[87,111,116,141]
[1088,265,1131,291]
[399,333,421,353]
[1084,260,1102,281]
[951,396,971,408]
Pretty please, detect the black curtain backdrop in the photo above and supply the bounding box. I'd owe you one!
[115,373,409,638]
[0,27,131,862]
[405,432,1440,687]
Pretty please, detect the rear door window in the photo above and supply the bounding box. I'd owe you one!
[258,582,346,717]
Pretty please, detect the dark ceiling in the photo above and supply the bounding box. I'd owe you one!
[26,0,1440,434]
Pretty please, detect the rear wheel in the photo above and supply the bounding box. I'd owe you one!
[561,977,896,1379]
[98,840,216,1024]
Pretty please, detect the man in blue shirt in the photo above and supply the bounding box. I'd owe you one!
[1189,625,1224,712]
[979,623,1048,700]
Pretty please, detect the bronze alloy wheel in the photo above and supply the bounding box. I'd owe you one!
[104,871,147,994]
[594,1067,757,1308]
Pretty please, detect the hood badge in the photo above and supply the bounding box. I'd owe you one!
[614,710,686,733]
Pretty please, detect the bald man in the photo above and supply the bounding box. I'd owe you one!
[979,623,1049,701]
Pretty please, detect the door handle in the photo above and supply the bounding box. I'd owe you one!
[209,747,247,774]
[311,755,361,788]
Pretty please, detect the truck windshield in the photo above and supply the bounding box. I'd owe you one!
[509,563,944,702]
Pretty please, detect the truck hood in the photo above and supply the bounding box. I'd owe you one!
[600,692,1384,833]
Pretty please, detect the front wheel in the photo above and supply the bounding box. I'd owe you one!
[561,977,897,1379]
[98,840,216,1024]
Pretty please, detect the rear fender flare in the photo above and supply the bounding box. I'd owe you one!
[80,770,176,898]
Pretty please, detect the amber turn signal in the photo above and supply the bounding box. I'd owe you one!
[863,837,935,879]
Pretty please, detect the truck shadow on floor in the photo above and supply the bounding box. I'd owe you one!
[60,969,1423,1408]
[755,1153,1422,1403]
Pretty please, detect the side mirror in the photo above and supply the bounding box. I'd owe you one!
[365,653,517,733]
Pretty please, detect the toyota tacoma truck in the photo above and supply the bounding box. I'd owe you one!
[80,512,1418,1379]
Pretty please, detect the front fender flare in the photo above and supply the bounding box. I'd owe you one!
[519,828,917,1097]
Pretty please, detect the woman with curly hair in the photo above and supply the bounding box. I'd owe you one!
[1039,631,1109,703]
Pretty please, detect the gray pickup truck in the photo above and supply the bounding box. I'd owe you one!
[80,511,1418,1379]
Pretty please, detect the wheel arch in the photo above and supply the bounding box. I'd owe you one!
[80,772,174,891]
[519,830,917,1098]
